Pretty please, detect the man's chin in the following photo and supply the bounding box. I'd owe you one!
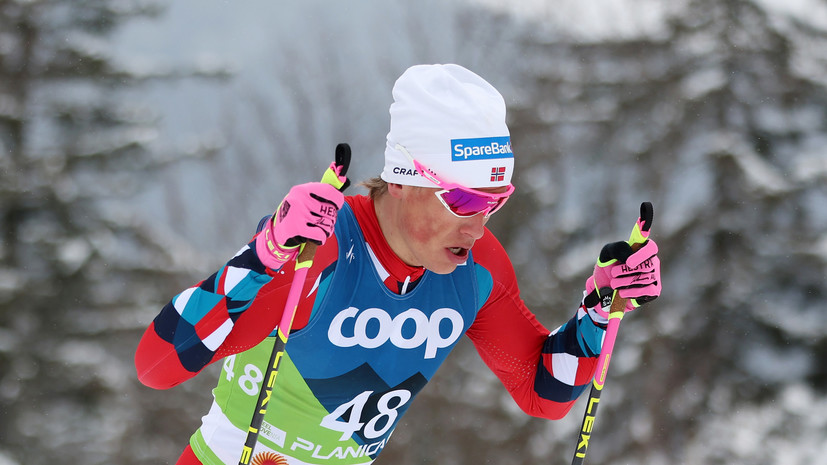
[428,266,457,275]
[426,259,460,275]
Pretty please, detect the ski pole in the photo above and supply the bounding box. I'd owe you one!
[571,201,654,465]
[239,144,351,465]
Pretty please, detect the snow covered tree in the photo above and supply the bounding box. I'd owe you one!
[0,1,226,464]
[3,0,821,463]
[493,0,827,463]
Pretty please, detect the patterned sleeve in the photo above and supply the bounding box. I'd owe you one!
[135,241,277,388]
[135,226,340,389]
[465,229,604,420]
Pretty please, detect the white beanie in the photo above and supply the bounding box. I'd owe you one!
[381,64,514,189]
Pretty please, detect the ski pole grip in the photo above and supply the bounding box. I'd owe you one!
[297,143,351,268]
[608,244,642,315]
[297,242,317,265]
[608,201,654,315]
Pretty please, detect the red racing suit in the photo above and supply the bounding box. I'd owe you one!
[135,195,605,464]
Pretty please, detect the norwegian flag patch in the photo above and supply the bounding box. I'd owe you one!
[491,167,506,182]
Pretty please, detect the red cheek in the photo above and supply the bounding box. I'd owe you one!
[406,217,436,244]
[404,193,442,239]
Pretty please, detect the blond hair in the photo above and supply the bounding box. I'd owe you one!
[359,176,388,200]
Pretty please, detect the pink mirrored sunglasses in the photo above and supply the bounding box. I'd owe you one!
[396,144,515,219]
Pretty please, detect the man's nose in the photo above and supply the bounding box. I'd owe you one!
[459,213,486,240]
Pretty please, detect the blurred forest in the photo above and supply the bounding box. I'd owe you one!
[1,1,825,465]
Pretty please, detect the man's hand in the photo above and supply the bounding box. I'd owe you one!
[584,236,661,322]
[255,181,345,270]
[275,183,345,246]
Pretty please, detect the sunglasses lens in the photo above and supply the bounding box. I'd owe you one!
[438,189,507,217]
[486,196,508,216]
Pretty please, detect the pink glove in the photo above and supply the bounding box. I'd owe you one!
[255,181,345,270]
[584,237,661,320]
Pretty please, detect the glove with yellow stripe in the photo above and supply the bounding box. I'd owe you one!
[583,215,661,323]
[255,144,351,270]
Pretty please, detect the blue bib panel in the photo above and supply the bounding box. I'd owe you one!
[282,203,481,455]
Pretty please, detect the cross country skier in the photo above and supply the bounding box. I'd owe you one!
[135,63,661,465]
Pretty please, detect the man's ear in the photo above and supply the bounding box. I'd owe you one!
[387,182,405,199]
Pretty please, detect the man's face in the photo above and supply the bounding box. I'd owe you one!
[388,185,505,274]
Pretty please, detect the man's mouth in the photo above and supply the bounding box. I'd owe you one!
[449,247,469,258]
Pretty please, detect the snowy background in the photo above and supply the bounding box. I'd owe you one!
[1,0,826,464]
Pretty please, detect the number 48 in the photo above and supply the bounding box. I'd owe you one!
[321,390,411,441]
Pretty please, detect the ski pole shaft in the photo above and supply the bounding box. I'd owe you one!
[238,145,350,465]
[239,243,316,465]
[571,202,653,465]
[569,288,628,465]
